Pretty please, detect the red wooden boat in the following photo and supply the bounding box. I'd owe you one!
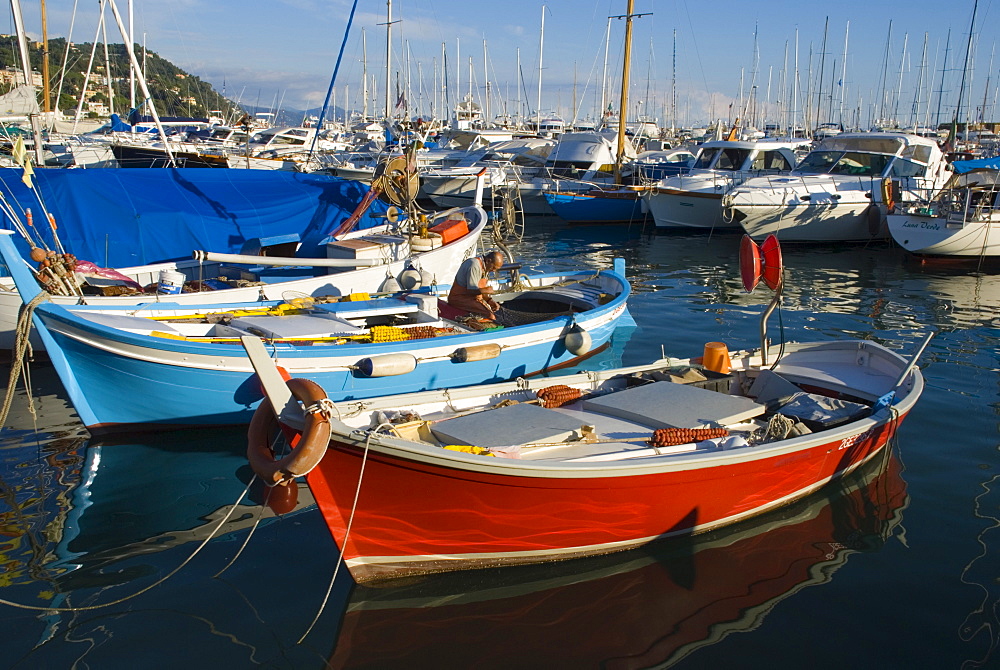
[244,236,929,583]
[328,452,907,667]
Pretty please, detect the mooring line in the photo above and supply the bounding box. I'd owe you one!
[0,476,257,613]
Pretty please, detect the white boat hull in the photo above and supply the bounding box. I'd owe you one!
[887,212,1000,257]
[727,176,889,242]
[0,208,487,349]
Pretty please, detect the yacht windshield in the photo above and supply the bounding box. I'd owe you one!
[796,151,892,177]
[693,148,719,169]
[692,147,752,170]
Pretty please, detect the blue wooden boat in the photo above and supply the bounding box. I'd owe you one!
[0,231,631,434]
[543,186,648,224]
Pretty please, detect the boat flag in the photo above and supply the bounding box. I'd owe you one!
[12,136,34,188]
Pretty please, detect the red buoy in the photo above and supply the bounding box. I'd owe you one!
[739,235,761,293]
[761,234,783,290]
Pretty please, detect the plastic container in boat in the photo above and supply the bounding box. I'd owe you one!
[157,269,185,295]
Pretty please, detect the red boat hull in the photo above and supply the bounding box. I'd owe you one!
[328,454,907,667]
[306,413,908,582]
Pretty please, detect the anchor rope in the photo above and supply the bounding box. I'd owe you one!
[296,422,384,644]
[0,475,257,612]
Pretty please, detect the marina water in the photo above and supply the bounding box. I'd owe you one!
[1,219,998,668]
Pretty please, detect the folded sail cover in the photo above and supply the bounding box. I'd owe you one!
[0,85,39,118]
[0,168,386,267]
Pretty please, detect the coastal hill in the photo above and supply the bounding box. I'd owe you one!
[0,37,242,121]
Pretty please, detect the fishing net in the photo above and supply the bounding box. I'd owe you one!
[494,304,574,327]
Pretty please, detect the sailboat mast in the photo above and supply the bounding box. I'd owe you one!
[537,5,545,133]
[40,0,50,115]
[839,21,849,128]
[384,0,392,120]
[815,16,828,129]
[934,29,950,128]
[953,0,978,141]
[8,0,44,162]
[362,28,368,120]
[893,32,908,125]
[601,16,611,122]
[671,29,676,134]
[615,0,635,179]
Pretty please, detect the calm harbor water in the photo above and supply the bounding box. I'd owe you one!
[1,218,999,668]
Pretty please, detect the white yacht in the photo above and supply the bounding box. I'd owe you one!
[644,139,806,230]
[887,168,1000,258]
[423,132,627,214]
[420,138,557,211]
[725,133,950,242]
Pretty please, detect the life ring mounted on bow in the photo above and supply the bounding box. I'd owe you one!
[247,377,332,486]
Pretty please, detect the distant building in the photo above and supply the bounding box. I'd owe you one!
[0,67,42,87]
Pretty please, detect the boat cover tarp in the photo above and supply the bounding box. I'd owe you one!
[952,155,1000,173]
[0,167,386,267]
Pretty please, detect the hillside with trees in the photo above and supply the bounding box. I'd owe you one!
[0,36,242,121]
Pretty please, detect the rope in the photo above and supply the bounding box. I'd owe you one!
[296,422,384,644]
[0,476,256,612]
[0,292,47,429]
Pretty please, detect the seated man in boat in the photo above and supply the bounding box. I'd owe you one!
[447,250,505,319]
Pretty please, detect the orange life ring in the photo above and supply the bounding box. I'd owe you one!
[247,377,332,486]
[880,178,896,213]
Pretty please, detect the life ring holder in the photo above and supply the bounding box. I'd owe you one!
[247,377,332,486]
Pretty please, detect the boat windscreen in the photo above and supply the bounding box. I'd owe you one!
[796,151,892,176]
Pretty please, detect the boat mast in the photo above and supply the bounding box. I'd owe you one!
[910,33,929,130]
[106,0,175,163]
[838,21,849,128]
[384,0,392,120]
[892,32,908,126]
[952,0,978,143]
[483,38,489,124]
[40,0,50,116]
[8,0,44,162]
[128,0,135,110]
[815,16,828,129]
[615,0,634,179]
[671,29,676,135]
[537,4,545,133]
[362,29,368,120]
[600,16,611,123]
[612,0,650,181]
[934,29,951,128]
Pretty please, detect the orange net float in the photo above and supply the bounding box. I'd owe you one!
[536,384,584,408]
[649,427,729,447]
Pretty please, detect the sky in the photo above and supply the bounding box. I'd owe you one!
[12,0,1000,129]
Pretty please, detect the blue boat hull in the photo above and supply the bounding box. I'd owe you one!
[544,191,647,224]
[36,305,627,432]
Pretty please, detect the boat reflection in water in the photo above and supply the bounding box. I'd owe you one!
[328,450,907,668]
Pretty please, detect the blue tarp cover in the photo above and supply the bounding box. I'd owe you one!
[952,155,1000,173]
[0,167,386,267]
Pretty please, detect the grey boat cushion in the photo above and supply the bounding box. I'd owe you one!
[582,381,764,429]
[431,402,587,448]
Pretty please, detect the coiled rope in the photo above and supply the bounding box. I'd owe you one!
[0,292,48,429]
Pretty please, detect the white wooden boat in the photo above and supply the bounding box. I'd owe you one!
[0,204,488,349]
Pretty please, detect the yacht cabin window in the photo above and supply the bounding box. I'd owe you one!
[796,151,891,177]
[751,151,793,171]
